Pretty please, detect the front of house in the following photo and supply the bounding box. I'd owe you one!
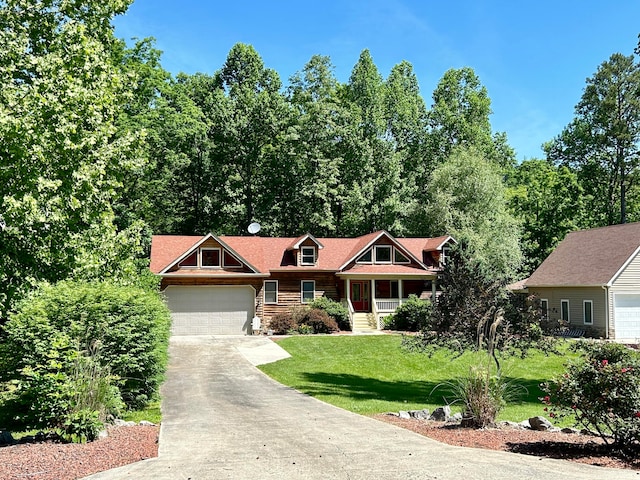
[150,230,455,335]
[526,222,640,342]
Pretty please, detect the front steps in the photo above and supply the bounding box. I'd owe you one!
[352,312,377,332]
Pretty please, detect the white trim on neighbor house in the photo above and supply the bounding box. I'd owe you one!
[561,299,570,323]
[264,280,278,304]
[583,299,593,325]
[607,245,640,287]
[540,298,549,319]
[301,280,315,303]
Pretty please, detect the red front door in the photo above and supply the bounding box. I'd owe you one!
[351,281,370,312]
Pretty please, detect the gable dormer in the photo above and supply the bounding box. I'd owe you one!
[287,233,324,267]
[340,231,427,271]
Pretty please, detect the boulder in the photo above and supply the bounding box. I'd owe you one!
[409,409,430,420]
[0,430,14,445]
[429,406,451,422]
[528,416,554,431]
[398,411,411,419]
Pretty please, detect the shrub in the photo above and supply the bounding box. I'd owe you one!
[309,297,350,330]
[384,295,430,331]
[300,308,339,334]
[541,341,640,451]
[269,312,296,335]
[0,278,171,436]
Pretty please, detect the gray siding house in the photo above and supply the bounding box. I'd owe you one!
[526,222,640,342]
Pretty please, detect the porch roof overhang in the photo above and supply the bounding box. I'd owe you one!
[160,272,270,278]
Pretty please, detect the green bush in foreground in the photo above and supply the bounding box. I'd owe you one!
[0,279,171,440]
[542,341,640,452]
[383,295,431,331]
[308,297,350,331]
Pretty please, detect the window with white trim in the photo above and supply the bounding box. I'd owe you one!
[441,245,451,265]
[201,248,220,267]
[540,299,549,319]
[223,251,242,268]
[561,299,570,323]
[394,249,410,263]
[301,246,316,265]
[264,280,278,304]
[180,251,198,267]
[356,249,372,263]
[301,280,315,303]
[583,300,593,325]
[375,245,392,263]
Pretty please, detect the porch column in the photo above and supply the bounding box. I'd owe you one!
[432,278,437,300]
[346,278,350,304]
[398,279,403,304]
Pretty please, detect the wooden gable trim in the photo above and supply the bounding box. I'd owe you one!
[160,233,260,275]
[339,231,428,271]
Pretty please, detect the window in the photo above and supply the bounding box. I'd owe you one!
[441,245,451,265]
[201,248,220,268]
[301,246,316,265]
[394,249,410,264]
[375,245,392,263]
[376,280,399,299]
[583,300,593,325]
[357,249,372,263]
[540,299,549,319]
[180,251,198,267]
[223,251,242,268]
[561,299,570,323]
[301,280,315,303]
[264,281,278,304]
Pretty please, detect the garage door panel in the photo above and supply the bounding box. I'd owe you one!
[164,286,254,335]
[614,294,640,340]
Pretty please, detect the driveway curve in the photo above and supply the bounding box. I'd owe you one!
[86,336,636,480]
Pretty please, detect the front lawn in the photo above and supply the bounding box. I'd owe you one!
[259,335,572,422]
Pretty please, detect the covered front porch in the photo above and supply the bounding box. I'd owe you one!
[339,276,437,330]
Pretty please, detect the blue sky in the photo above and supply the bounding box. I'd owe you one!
[113,1,640,161]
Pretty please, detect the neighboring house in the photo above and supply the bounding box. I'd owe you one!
[526,222,640,342]
[150,230,456,335]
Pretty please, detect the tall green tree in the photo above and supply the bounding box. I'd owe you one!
[545,53,640,226]
[208,43,292,235]
[421,147,522,281]
[0,0,144,318]
[338,49,407,236]
[508,159,584,272]
[427,67,515,170]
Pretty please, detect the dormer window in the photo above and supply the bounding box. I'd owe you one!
[301,246,316,265]
[374,245,392,263]
[201,248,220,268]
[180,251,198,267]
[441,245,450,266]
[394,249,409,264]
[357,249,372,263]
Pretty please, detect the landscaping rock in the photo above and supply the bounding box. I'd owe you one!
[430,406,451,422]
[409,409,430,420]
[399,411,411,419]
[561,427,580,434]
[528,416,554,431]
[499,421,526,430]
[114,419,137,427]
[448,412,463,423]
[139,420,156,427]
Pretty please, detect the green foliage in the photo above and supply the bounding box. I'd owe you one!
[299,309,339,334]
[0,280,171,414]
[269,312,296,335]
[383,295,431,331]
[308,297,350,330]
[268,307,338,335]
[542,341,640,451]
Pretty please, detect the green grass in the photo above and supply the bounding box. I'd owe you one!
[123,401,162,424]
[259,335,575,422]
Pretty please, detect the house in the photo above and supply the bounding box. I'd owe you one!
[150,230,456,335]
[526,222,640,342]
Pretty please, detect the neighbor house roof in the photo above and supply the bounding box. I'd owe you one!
[526,222,640,287]
[150,231,454,276]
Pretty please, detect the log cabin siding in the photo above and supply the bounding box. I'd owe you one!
[260,272,339,323]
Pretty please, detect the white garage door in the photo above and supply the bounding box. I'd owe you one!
[614,294,640,340]
[164,286,255,335]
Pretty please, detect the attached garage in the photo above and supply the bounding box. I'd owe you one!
[613,294,640,341]
[163,286,255,335]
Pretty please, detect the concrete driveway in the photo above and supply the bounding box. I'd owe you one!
[85,336,637,479]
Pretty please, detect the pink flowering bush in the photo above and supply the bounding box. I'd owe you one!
[541,341,640,452]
